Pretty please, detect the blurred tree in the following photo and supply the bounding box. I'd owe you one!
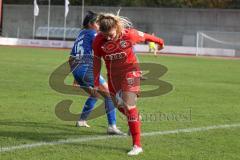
[3,0,240,9]
[229,0,240,8]
[182,0,233,8]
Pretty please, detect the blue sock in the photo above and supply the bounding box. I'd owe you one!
[80,96,97,120]
[105,97,116,125]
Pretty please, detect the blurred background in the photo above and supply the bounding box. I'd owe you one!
[0,0,240,56]
[1,0,240,45]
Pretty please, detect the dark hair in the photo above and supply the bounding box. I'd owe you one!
[83,11,98,29]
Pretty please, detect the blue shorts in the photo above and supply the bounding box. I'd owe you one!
[72,64,106,87]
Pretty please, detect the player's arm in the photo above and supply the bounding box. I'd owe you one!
[93,39,102,89]
[144,33,164,50]
[130,29,164,50]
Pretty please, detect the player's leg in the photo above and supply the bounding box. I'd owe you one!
[111,90,142,155]
[98,77,116,126]
[76,95,97,127]
[98,76,125,135]
[72,65,98,127]
[154,45,157,56]
[111,71,142,155]
[122,91,143,156]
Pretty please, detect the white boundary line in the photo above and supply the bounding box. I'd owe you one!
[1,123,240,153]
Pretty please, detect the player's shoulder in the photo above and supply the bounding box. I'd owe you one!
[83,29,97,37]
[124,28,144,37]
[125,28,137,34]
[123,28,133,36]
[94,33,105,43]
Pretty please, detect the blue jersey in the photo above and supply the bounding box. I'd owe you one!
[70,29,97,64]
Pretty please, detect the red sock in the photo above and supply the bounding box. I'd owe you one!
[127,108,141,147]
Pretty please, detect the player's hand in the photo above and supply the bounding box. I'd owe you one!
[89,86,98,97]
[158,44,164,50]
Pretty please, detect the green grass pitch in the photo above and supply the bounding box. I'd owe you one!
[0,46,240,160]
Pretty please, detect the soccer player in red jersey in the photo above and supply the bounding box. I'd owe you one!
[92,13,164,156]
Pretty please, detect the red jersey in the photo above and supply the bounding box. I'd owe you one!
[93,28,164,94]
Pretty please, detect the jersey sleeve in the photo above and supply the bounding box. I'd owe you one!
[89,30,97,47]
[90,30,98,40]
[129,29,164,47]
[93,37,102,88]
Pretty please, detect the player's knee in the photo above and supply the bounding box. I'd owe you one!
[126,105,136,110]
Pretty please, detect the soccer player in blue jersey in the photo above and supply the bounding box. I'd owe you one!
[69,11,124,135]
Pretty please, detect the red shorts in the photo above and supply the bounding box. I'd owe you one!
[108,71,141,96]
